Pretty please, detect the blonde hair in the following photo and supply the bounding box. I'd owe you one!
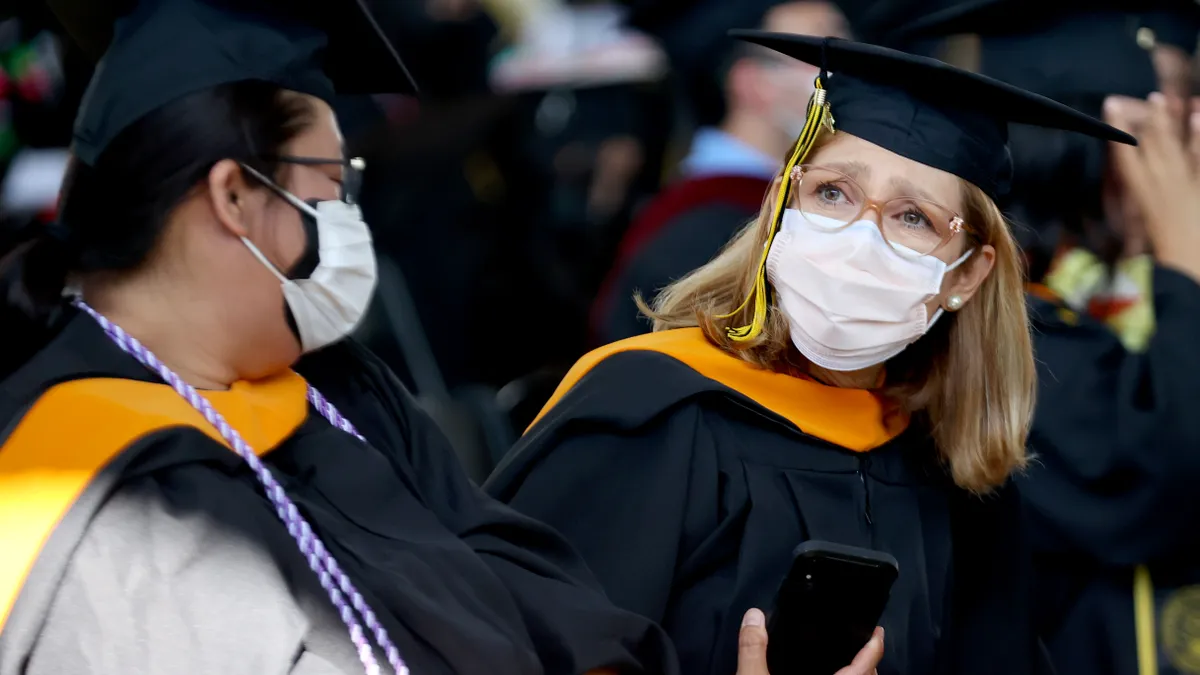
[637,137,1035,493]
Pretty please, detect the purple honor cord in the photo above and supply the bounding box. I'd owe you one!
[73,299,409,675]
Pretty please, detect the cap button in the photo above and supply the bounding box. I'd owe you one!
[1137,27,1157,50]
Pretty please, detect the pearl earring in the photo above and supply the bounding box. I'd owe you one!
[946,295,964,311]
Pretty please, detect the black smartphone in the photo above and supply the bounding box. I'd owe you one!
[765,540,899,675]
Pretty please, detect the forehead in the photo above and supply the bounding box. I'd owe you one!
[807,132,963,211]
[764,1,849,38]
[286,95,344,157]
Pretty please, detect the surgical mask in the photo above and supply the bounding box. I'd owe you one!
[766,209,972,372]
[767,67,818,141]
[238,165,378,353]
[773,105,811,143]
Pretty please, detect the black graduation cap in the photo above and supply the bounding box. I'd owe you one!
[888,0,1200,114]
[728,32,1136,200]
[47,0,416,167]
[894,0,1200,54]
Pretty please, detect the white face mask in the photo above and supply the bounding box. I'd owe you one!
[238,166,378,353]
[767,66,818,141]
[773,105,811,143]
[766,209,972,372]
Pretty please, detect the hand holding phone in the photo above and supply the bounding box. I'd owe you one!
[765,541,898,675]
[736,608,884,675]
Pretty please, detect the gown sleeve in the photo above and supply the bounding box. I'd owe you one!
[1020,266,1200,565]
[484,391,720,626]
[943,482,1057,675]
[596,204,752,344]
[306,341,679,675]
[24,466,353,675]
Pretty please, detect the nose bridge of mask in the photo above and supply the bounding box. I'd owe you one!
[782,209,890,247]
[785,209,973,266]
[783,210,926,275]
[781,209,850,233]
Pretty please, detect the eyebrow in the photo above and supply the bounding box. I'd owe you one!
[821,160,953,208]
[823,160,871,178]
[887,176,938,203]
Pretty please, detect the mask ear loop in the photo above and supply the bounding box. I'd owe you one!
[720,38,836,342]
[923,247,977,327]
[235,162,320,282]
[946,247,974,271]
[238,162,323,220]
[241,236,290,283]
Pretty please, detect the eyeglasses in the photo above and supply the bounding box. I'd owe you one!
[267,155,366,205]
[790,164,968,257]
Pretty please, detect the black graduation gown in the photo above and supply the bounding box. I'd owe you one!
[1023,267,1200,675]
[589,175,768,346]
[485,328,1050,675]
[0,309,676,675]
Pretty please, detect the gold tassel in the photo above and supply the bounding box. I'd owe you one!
[720,77,835,342]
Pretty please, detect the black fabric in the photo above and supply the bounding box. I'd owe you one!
[288,200,322,281]
[485,348,1052,675]
[890,2,1165,105]
[1020,268,1200,675]
[0,310,676,675]
[53,0,414,167]
[597,201,756,344]
[1022,268,1200,564]
[977,13,1156,106]
[895,0,1200,55]
[1142,8,1200,53]
[728,32,1135,199]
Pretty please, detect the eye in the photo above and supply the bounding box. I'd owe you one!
[899,209,933,229]
[817,183,847,203]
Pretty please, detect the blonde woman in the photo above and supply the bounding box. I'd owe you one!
[488,34,1134,675]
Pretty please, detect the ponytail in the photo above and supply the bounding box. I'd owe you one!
[0,228,74,376]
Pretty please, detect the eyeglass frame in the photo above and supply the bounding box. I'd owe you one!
[261,155,367,205]
[789,163,974,258]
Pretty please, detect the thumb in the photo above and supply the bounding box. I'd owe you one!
[737,609,770,675]
[837,627,885,675]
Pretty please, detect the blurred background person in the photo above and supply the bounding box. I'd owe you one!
[590,0,851,345]
[0,1,84,246]
[895,2,1200,674]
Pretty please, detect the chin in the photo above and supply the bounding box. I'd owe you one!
[241,335,303,381]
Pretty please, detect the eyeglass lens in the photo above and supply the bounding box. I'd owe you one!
[792,166,961,256]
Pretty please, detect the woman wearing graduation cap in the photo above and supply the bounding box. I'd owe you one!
[0,0,681,673]
[486,32,1137,675]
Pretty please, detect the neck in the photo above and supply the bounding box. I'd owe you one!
[720,111,788,165]
[81,274,239,390]
[808,363,885,390]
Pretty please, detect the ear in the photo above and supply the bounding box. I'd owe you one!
[944,244,995,309]
[206,159,254,238]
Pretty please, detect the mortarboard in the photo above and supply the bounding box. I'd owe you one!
[894,0,1200,54]
[719,32,1135,342]
[46,0,416,167]
[887,0,1200,115]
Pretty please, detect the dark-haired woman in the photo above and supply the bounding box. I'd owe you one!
[0,0,679,673]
